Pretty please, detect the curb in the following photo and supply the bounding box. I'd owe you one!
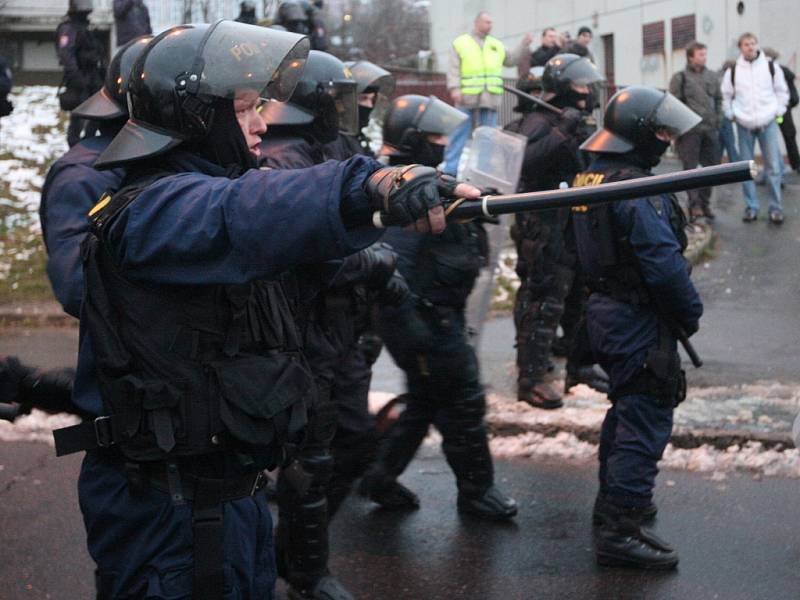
[0,303,77,328]
[486,417,793,451]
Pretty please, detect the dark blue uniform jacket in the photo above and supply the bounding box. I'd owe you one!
[572,156,703,389]
[73,150,382,417]
[40,134,123,318]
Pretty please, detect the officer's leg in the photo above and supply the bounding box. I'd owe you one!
[442,107,473,176]
[327,344,376,518]
[595,393,677,570]
[421,315,516,520]
[359,307,437,510]
[277,378,353,600]
[514,213,570,409]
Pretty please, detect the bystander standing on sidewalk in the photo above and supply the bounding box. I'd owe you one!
[669,41,721,222]
[717,60,739,163]
[764,48,799,174]
[443,11,531,176]
[722,32,789,224]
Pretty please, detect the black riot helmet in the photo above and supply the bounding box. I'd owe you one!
[95,20,310,169]
[581,85,701,159]
[278,1,310,34]
[380,94,468,158]
[345,60,395,124]
[260,50,358,142]
[513,66,545,113]
[72,35,153,121]
[541,53,604,107]
[68,0,93,15]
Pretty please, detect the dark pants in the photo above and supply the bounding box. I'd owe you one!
[372,302,495,495]
[81,451,276,600]
[676,127,719,212]
[598,394,674,508]
[779,109,800,171]
[512,208,575,387]
[67,115,98,147]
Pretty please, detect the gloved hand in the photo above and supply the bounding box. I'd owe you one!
[558,107,583,135]
[378,271,411,306]
[0,355,35,407]
[364,165,446,232]
[360,242,398,289]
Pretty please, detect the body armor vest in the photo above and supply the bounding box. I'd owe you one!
[571,165,688,306]
[413,221,488,308]
[80,172,312,467]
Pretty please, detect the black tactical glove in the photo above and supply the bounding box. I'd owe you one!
[0,355,36,407]
[558,107,583,136]
[378,271,411,306]
[363,165,445,230]
[360,242,398,289]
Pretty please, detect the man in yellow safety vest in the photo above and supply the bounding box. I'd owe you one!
[443,11,531,175]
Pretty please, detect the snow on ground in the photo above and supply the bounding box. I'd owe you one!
[368,390,800,478]
[0,409,79,445]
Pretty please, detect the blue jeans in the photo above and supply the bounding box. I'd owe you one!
[718,117,739,162]
[442,107,498,176]
[737,121,783,214]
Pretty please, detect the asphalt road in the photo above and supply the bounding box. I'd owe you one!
[1,441,799,600]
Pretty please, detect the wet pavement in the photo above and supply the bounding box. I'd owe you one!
[1,440,799,600]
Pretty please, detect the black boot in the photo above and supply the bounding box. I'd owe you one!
[595,503,678,570]
[457,485,518,521]
[443,419,517,521]
[565,365,610,395]
[358,471,420,510]
[592,493,657,526]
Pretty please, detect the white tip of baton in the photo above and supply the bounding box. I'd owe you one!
[748,160,759,181]
[482,195,492,217]
[372,211,385,228]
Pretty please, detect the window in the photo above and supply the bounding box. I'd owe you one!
[671,14,697,50]
[642,21,665,55]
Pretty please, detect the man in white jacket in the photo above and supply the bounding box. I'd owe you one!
[722,32,790,223]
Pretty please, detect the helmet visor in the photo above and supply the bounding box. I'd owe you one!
[195,20,310,103]
[650,92,702,137]
[415,95,468,136]
[561,57,605,85]
[326,81,359,135]
[346,61,395,123]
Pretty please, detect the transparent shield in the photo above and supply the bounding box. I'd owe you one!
[327,82,359,135]
[463,127,528,194]
[416,95,468,136]
[651,92,702,136]
[195,20,310,102]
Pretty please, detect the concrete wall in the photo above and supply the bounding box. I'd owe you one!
[428,0,798,86]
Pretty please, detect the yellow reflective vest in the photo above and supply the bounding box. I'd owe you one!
[453,33,506,95]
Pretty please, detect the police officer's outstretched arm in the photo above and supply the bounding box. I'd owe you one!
[619,198,703,334]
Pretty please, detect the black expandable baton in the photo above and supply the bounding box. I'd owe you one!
[668,323,703,369]
[444,160,756,220]
[502,84,564,115]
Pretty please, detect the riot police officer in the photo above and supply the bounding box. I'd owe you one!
[41,35,151,318]
[276,1,328,50]
[56,0,106,146]
[572,86,704,569]
[324,60,395,159]
[51,21,469,599]
[259,50,407,600]
[505,54,605,409]
[235,0,258,24]
[359,94,518,521]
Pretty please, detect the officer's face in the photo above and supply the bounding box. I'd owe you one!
[655,129,675,143]
[570,82,590,108]
[235,89,268,159]
[359,92,376,108]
